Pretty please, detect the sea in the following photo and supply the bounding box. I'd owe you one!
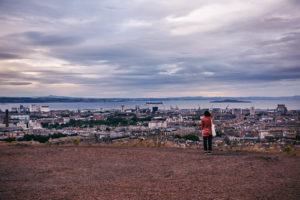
[1,100,300,111]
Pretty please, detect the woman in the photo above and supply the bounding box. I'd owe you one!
[201,110,213,154]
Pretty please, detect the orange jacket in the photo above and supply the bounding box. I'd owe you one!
[201,116,212,136]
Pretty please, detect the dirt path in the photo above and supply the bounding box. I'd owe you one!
[0,145,299,200]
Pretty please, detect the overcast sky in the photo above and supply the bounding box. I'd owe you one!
[0,0,300,97]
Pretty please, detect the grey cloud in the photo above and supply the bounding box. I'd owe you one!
[0,81,32,85]
[0,53,20,59]
[15,31,84,46]
[0,0,300,97]
[8,82,32,85]
[0,0,66,19]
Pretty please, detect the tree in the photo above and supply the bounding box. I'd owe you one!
[182,134,199,141]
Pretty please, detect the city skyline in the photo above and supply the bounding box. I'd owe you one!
[0,0,300,97]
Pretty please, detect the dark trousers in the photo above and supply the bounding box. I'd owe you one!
[203,135,212,151]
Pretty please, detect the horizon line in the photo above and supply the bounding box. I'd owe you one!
[1,95,299,99]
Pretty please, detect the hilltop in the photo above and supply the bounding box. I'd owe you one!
[0,145,299,200]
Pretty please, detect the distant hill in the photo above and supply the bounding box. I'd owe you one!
[0,95,299,103]
[210,99,251,103]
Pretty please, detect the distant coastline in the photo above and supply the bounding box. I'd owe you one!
[1,99,300,111]
[210,99,251,103]
[146,102,163,104]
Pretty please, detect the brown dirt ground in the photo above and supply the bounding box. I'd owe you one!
[0,145,299,200]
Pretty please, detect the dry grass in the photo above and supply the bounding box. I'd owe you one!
[1,139,298,156]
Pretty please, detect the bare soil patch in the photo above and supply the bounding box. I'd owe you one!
[0,145,299,200]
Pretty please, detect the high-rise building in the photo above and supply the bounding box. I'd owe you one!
[276,104,287,114]
[152,106,158,113]
[241,108,250,115]
[121,105,125,112]
[250,107,255,116]
[5,109,9,127]
[232,108,241,115]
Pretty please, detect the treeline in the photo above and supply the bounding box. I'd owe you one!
[0,133,78,143]
[42,116,152,129]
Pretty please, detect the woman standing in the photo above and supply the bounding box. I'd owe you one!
[201,111,213,154]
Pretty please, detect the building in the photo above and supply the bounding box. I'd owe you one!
[232,108,242,115]
[40,106,50,112]
[152,107,158,113]
[250,107,255,116]
[258,130,272,139]
[121,105,125,112]
[148,121,167,129]
[260,116,273,121]
[5,110,9,127]
[211,108,221,113]
[10,115,30,121]
[30,104,39,112]
[135,104,140,112]
[242,108,250,115]
[283,130,296,139]
[18,105,27,113]
[276,104,287,114]
[17,121,28,129]
[28,120,43,129]
[11,107,18,112]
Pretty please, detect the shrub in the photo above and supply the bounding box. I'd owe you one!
[50,133,67,139]
[18,133,74,144]
[174,135,182,139]
[283,145,293,153]
[45,140,52,146]
[20,135,49,143]
[74,138,80,145]
[0,137,16,142]
[182,134,199,141]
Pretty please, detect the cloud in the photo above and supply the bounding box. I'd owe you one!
[0,0,299,97]
[0,53,20,60]
[22,31,84,46]
[122,19,153,28]
[8,82,32,85]
[0,81,32,86]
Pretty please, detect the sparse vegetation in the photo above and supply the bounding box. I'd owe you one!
[284,145,293,153]
[74,138,80,145]
[0,133,78,143]
[20,134,49,143]
[174,134,199,141]
[45,140,52,146]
